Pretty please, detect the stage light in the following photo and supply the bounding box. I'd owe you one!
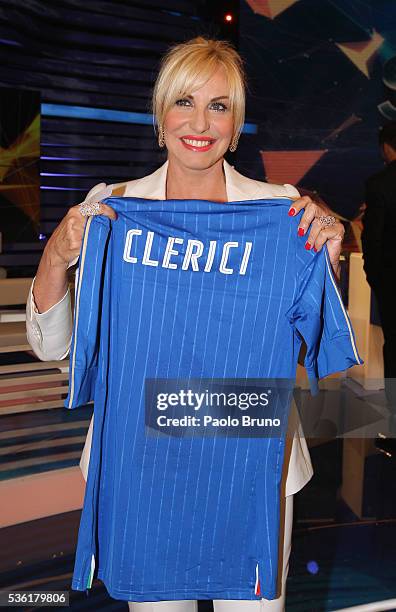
[224,13,233,22]
[307,560,319,575]
[375,430,396,458]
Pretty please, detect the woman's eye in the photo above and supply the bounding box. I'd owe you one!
[210,102,228,112]
[175,98,191,107]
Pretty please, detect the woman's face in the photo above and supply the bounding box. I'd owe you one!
[163,65,234,171]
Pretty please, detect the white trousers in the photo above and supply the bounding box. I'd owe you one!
[128,494,293,612]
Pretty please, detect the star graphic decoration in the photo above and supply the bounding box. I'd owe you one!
[260,150,327,186]
[322,114,362,143]
[336,30,384,78]
[244,0,300,20]
[0,113,40,227]
[378,55,396,120]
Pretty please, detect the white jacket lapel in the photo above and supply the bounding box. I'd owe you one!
[123,158,299,201]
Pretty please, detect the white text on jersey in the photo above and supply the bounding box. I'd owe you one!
[123,229,253,275]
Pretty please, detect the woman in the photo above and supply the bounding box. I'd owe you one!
[26,37,345,611]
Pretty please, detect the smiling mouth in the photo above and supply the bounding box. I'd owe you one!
[180,137,216,148]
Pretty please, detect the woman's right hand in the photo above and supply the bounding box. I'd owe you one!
[45,199,118,268]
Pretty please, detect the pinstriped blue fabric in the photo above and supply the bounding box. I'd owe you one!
[64,197,363,603]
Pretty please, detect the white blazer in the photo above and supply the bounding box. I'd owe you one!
[26,158,313,496]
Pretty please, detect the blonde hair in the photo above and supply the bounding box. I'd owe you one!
[151,37,247,144]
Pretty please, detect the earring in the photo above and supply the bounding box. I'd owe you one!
[158,126,165,148]
[229,135,239,152]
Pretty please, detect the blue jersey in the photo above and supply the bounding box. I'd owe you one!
[65,197,363,603]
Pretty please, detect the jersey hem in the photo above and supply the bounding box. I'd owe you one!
[71,572,276,602]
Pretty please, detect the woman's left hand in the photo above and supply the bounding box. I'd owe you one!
[288,196,345,279]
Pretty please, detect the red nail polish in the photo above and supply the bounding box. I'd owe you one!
[313,246,317,253]
[298,227,305,236]
[305,242,311,250]
[288,207,296,216]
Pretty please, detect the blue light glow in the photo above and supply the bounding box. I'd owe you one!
[307,560,319,575]
[243,123,257,134]
[41,156,81,161]
[40,172,91,177]
[0,38,22,46]
[42,104,153,125]
[40,186,83,191]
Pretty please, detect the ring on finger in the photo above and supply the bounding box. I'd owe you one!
[318,214,336,227]
[78,200,102,217]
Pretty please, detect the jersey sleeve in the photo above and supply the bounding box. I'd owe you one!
[64,214,111,409]
[285,243,363,392]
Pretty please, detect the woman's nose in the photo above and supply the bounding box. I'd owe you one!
[189,108,210,133]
